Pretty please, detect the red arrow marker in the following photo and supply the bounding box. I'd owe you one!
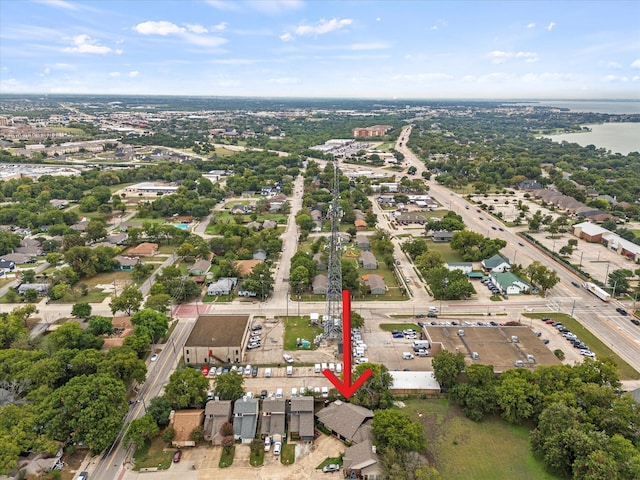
[323,290,373,399]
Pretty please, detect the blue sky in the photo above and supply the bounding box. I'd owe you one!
[1,0,639,99]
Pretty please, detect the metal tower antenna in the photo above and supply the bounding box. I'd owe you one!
[324,160,343,339]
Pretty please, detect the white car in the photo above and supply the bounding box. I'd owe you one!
[244,365,252,376]
[283,353,294,363]
[355,357,369,364]
[321,386,329,398]
[581,350,596,358]
[150,354,158,362]
[273,442,282,455]
[264,436,271,452]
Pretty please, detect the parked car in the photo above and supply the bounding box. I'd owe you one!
[247,342,260,350]
[273,442,282,455]
[252,365,259,377]
[321,386,329,398]
[173,449,182,463]
[251,324,262,331]
[323,464,340,473]
[283,353,294,363]
[264,436,271,452]
[427,312,437,318]
[392,332,404,338]
[201,366,209,376]
[415,313,425,318]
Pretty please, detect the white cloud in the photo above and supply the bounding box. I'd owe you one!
[268,77,299,84]
[128,71,139,78]
[603,75,629,82]
[212,22,228,32]
[33,0,78,10]
[376,17,381,22]
[294,18,353,36]
[63,34,116,54]
[631,59,640,69]
[527,23,536,28]
[280,32,294,42]
[205,0,302,14]
[488,50,538,64]
[109,72,121,77]
[186,24,208,34]
[134,21,185,36]
[547,21,556,31]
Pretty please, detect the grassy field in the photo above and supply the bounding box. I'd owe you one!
[283,316,323,350]
[316,456,343,469]
[280,443,295,465]
[524,313,640,380]
[132,437,174,470]
[403,398,561,480]
[424,239,465,264]
[219,446,235,467]
[379,322,420,332]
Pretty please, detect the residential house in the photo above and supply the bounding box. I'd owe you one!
[343,438,381,480]
[365,275,386,295]
[252,249,267,262]
[313,252,327,270]
[230,205,249,215]
[260,398,286,440]
[446,262,473,274]
[289,397,314,442]
[1,253,32,264]
[170,409,204,447]
[207,277,238,296]
[481,254,511,273]
[315,400,374,444]
[312,275,328,295]
[246,221,262,230]
[355,234,371,249]
[0,259,15,274]
[17,283,49,295]
[69,220,89,232]
[126,242,158,257]
[15,242,42,257]
[490,272,531,295]
[105,233,128,246]
[359,251,378,270]
[431,231,454,242]
[262,220,277,230]
[114,255,139,271]
[233,397,259,444]
[338,232,351,244]
[396,213,427,225]
[269,193,288,212]
[189,259,211,276]
[354,219,368,230]
[203,400,232,445]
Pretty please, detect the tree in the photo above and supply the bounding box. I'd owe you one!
[131,263,154,282]
[449,364,497,421]
[495,369,539,424]
[87,315,114,336]
[144,293,172,313]
[148,396,173,427]
[161,426,175,444]
[351,311,364,329]
[46,321,103,351]
[20,269,36,283]
[190,425,204,444]
[432,351,465,392]
[350,363,394,409]
[37,374,127,454]
[608,268,632,296]
[164,367,209,409]
[525,261,560,296]
[23,289,38,303]
[85,219,107,242]
[71,302,92,319]
[372,409,426,453]
[110,284,143,315]
[130,309,169,342]
[124,414,159,447]
[213,371,245,402]
[100,346,147,384]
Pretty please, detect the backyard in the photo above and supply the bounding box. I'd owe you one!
[283,316,323,350]
[403,398,560,480]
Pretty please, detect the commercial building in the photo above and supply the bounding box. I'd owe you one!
[183,314,251,365]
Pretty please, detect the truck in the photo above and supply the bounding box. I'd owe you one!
[583,282,611,302]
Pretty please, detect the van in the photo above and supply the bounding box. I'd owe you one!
[314,363,321,373]
[286,365,293,376]
[276,388,283,399]
[264,368,272,378]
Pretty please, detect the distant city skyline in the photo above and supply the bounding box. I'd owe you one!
[1,0,639,99]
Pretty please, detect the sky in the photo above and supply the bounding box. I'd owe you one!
[1,0,639,99]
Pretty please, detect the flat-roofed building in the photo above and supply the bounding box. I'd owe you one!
[183,314,251,365]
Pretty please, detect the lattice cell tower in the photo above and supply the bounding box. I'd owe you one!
[324,160,343,339]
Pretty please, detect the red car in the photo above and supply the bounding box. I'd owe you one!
[201,366,209,376]
[173,450,182,463]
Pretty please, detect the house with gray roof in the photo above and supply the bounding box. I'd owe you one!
[355,234,371,248]
[312,274,328,295]
[262,220,277,230]
[252,249,267,262]
[260,398,286,440]
[233,397,259,444]
[289,396,315,442]
[17,283,49,296]
[0,259,15,274]
[203,400,232,445]
[1,253,32,265]
[359,251,378,270]
[481,254,511,273]
[343,438,381,480]
[431,231,454,242]
[114,255,139,271]
[188,259,211,276]
[365,275,386,295]
[313,252,327,270]
[315,400,374,444]
[207,277,238,296]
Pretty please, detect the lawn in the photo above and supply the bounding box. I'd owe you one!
[219,446,235,467]
[524,313,640,380]
[283,316,323,350]
[280,442,295,465]
[424,239,465,264]
[132,437,174,470]
[379,322,420,332]
[316,456,343,469]
[249,447,265,466]
[403,398,560,480]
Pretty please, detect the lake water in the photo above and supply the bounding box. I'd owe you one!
[543,123,640,155]
[507,99,640,114]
